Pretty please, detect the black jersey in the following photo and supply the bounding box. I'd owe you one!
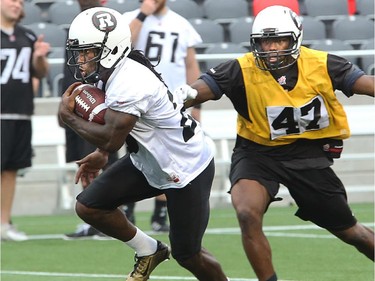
[1,25,37,116]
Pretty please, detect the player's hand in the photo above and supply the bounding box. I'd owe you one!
[33,35,50,58]
[174,84,198,103]
[59,82,82,123]
[75,150,109,188]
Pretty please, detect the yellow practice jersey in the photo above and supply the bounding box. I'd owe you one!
[236,46,350,146]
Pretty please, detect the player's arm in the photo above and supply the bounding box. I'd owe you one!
[32,35,50,78]
[128,0,157,43]
[352,75,374,97]
[183,78,217,109]
[59,83,137,153]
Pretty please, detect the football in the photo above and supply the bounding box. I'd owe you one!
[73,84,107,125]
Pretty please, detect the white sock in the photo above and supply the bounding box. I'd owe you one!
[125,227,158,257]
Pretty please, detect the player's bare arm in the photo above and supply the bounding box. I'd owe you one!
[183,79,216,108]
[352,75,375,97]
[59,83,138,153]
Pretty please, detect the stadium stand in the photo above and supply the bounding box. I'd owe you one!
[105,0,141,13]
[300,16,327,45]
[304,0,349,19]
[47,0,80,29]
[168,0,204,19]
[309,39,357,65]
[331,16,375,47]
[252,0,300,16]
[203,43,249,71]
[188,18,225,50]
[356,0,375,18]
[24,22,67,48]
[47,47,65,97]
[21,1,44,25]
[360,38,375,75]
[227,17,254,47]
[203,0,249,24]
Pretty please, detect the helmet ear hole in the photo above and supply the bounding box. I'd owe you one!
[111,46,118,55]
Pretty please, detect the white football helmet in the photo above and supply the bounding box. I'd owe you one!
[250,5,303,71]
[66,7,132,83]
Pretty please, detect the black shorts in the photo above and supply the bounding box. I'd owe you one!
[77,155,215,261]
[1,120,32,171]
[229,148,357,231]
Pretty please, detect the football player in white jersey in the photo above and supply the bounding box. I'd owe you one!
[58,7,228,281]
[122,0,203,232]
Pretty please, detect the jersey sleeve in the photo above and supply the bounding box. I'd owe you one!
[327,54,365,97]
[203,59,245,99]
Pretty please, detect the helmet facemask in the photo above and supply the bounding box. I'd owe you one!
[66,38,110,83]
[250,30,300,71]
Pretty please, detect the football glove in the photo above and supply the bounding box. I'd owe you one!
[174,84,198,103]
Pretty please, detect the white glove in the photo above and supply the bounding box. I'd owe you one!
[174,84,198,103]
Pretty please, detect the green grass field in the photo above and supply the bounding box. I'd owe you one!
[1,203,374,281]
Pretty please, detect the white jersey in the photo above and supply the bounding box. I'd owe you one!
[99,57,213,190]
[123,8,202,92]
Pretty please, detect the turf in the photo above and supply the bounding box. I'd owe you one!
[1,203,374,281]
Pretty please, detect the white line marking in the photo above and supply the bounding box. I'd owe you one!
[23,222,374,241]
[0,270,296,281]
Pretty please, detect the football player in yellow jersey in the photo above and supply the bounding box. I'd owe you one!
[178,5,374,281]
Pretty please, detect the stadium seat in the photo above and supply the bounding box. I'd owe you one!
[304,0,348,20]
[21,1,44,25]
[203,0,249,24]
[188,18,225,50]
[105,0,140,13]
[309,39,357,65]
[360,38,375,75]
[356,0,375,19]
[252,0,300,16]
[47,47,65,97]
[331,16,375,46]
[24,22,67,48]
[228,17,254,47]
[168,0,204,19]
[300,16,326,45]
[203,43,248,71]
[47,0,80,29]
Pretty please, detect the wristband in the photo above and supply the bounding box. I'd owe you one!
[136,12,147,22]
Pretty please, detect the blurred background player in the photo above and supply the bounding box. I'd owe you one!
[59,0,118,239]
[122,0,202,232]
[1,0,50,241]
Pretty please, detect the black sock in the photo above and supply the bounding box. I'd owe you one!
[123,202,136,224]
[151,199,168,223]
[266,273,277,281]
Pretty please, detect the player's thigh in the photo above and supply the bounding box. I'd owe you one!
[77,155,162,210]
[288,167,356,231]
[165,159,215,261]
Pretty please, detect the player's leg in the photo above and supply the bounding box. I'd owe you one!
[165,159,228,280]
[231,179,277,281]
[288,167,374,261]
[330,223,374,260]
[151,194,169,232]
[75,155,161,240]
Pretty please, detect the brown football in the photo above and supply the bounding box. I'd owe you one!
[73,84,107,125]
